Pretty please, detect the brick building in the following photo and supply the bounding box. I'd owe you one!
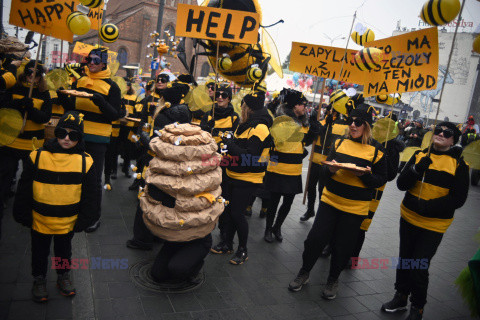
[70,0,211,79]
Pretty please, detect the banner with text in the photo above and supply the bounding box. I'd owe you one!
[88,7,104,31]
[289,42,363,83]
[362,27,439,97]
[176,4,260,44]
[9,0,81,42]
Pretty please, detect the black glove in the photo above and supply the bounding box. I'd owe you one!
[206,117,216,131]
[56,87,68,101]
[10,98,26,110]
[413,155,432,175]
[91,93,106,107]
[309,120,321,135]
[24,97,34,111]
[325,114,334,125]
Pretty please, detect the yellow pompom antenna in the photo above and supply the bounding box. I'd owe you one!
[99,23,119,43]
[420,0,461,26]
[354,47,384,71]
[66,12,91,36]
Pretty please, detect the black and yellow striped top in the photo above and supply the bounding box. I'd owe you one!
[30,149,94,234]
[321,137,387,216]
[312,120,349,165]
[0,66,17,90]
[49,90,65,118]
[122,93,137,128]
[200,105,239,147]
[398,148,469,233]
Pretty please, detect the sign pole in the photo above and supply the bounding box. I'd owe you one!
[211,41,220,133]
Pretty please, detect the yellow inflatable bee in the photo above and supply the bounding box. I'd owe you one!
[376,93,401,105]
[350,29,375,46]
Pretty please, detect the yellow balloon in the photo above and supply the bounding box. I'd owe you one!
[218,55,232,72]
[354,47,384,71]
[66,12,91,36]
[330,89,349,115]
[80,0,103,8]
[99,23,119,43]
[420,0,461,26]
[350,29,375,46]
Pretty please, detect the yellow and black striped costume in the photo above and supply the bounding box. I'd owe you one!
[49,90,65,118]
[4,84,51,153]
[0,66,17,90]
[321,137,387,216]
[200,105,239,148]
[312,119,349,165]
[72,68,121,144]
[398,148,470,234]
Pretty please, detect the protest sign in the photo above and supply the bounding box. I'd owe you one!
[289,42,363,82]
[73,42,117,63]
[88,7,104,31]
[363,27,439,96]
[9,0,81,42]
[176,4,260,44]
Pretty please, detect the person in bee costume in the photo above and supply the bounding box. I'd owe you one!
[0,60,51,239]
[263,89,316,243]
[288,106,387,300]
[126,80,191,250]
[382,122,469,320]
[200,83,239,242]
[13,111,98,303]
[210,90,272,265]
[0,53,22,90]
[60,47,122,233]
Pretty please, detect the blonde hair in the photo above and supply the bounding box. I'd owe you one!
[349,121,372,145]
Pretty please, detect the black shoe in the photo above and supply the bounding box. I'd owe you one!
[126,239,152,250]
[32,276,48,303]
[381,292,408,313]
[406,306,423,320]
[320,244,331,258]
[245,206,252,217]
[273,227,283,242]
[229,248,248,265]
[322,278,339,300]
[300,210,315,222]
[123,169,132,178]
[85,220,100,233]
[259,207,267,219]
[128,179,141,191]
[264,228,274,243]
[210,242,233,254]
[57,272,76,296]
[288,268,310,292]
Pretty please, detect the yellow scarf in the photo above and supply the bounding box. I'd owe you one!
[84,67,111,88]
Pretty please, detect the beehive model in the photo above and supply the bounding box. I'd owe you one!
[140,123,225,242]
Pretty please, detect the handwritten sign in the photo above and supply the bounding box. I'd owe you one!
[176,4,260,44]
[290,42,363,82]
[88,7,104,31]
[73,42,117,63]
[9,0,80,42]
[362,27,439,97]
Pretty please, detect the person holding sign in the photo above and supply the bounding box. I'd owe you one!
[263,89,314,243]
[0,61,52,238]
[289,105,387,300]
[382,122,469,320]
[61,47,122,233]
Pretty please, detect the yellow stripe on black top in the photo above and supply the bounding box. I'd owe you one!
[267,126,309,176]
[312,122,348,165]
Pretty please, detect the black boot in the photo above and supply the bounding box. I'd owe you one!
[300,209,315,222]
[264,228,274,243]
[128,179,141,191]
[272,226,283,242]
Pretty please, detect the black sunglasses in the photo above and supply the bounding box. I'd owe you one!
[434,126,454,138]
[55,128,81,142]
[86,56,103,65]
[215,92,229,99]
[346,117,365,127]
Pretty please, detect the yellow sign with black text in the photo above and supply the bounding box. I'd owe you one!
[176,4,260,45]
[88,7,104,31]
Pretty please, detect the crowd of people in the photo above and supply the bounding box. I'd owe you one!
[0,44,476,320]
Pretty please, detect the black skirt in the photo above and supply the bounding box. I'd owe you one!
[264,171,303,195]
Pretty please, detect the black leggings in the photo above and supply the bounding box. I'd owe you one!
[306,163,325,213]
[302,202,364,281]
[266,192,295,230]
[104,137,118,177]
[223,178,256,250]
[31,230,74,277]
[85,142,107,218]
[151,234,212,282]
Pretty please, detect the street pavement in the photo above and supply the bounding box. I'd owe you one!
[1,151,479,320]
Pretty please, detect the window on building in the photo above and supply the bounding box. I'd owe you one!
[118,47,128,66]
[171,0,175,6]
[201,62,210,77]
[53,44,59,52]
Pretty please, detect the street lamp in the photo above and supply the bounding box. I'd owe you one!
[323,33,346,46]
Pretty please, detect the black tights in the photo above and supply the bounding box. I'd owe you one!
[266,192,295,231]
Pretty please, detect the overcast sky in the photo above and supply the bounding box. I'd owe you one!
[2,0,480,62]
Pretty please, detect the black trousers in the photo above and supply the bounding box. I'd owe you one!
[118,127,132,171]
[223,178,256,250]
[85,142,107,219]
[266,192,295,231]
[132,203,154,246]
[217,169,229,237]
[395,218,443,309]
[306,163,325,214]
[104,137,118,178]
[351,230,366,259]
[31,229,74,277]
[151,234,212,282]
[302,202,364,280]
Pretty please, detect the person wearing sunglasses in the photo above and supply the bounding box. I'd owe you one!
[13,111,99,302]
[289,105,387,300]
[0,60,51,239]
[382,121,469,320]
[60,47,122,233]
[210,88,272,265]
[264,88,315,244]
[200,83,239,243]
